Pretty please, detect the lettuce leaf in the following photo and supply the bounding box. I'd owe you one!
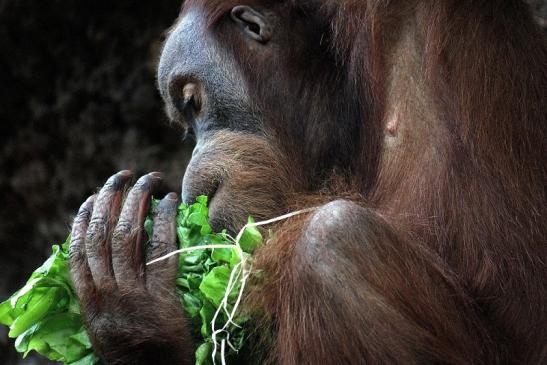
[0,196,261,364]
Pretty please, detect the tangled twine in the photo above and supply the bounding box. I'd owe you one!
[147,207,316,365]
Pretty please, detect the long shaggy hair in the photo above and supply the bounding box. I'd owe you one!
[182,0,547,363]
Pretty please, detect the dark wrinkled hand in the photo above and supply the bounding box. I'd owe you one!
[69,171,193,365]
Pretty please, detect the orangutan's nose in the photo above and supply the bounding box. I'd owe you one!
[156,10,208,129]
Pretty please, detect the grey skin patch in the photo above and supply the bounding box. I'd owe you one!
[297,200,366,269]
[157,10,262,135]
[293,200,375,303]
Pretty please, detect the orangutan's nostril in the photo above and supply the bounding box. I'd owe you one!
[168,78,204,128]
[178,82,202,123]
[183,83,202,112]
[182,126,196,142]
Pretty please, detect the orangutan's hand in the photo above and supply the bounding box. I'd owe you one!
[69,171,193,365]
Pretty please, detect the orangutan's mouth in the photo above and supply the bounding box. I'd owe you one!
[181,170,221,204]
[205,181,221,209]
[208,183,235,231]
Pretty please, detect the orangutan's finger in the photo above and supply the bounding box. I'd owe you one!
[146,192,179,297]
[70,195,96,301]
[85,170,133,288]
[112,172,162,288]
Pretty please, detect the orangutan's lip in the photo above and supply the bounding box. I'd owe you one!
[205,180,221,206]
[181,176,222,206]
[205,182,232,234]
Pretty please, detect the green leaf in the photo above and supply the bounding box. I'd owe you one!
[9,278,41,308]
[211,248,233,264]
[1,195,254,365]
[33,246,61,276]
[190,197,208,217]
[195,195,208,207]
[177,226,191,248]
[0,298,15,326]
[144,198,161,239]
[61,236,72,251]
[199,266,232,307]
[195,342,213,365]
[27,313,88,362]
[182,293,202,318]
[68,352,100,365]
[187,273,205,292]
[181,249,207,265]
[200,224,212,236]
[188,212,210,230]
[176,278,190,290]
[9,288,60,338]
[144,218,154,240]
[69,329,92,349]
[14,324,36,353]
[180,263,205,273]
[199,300,216,338]
[239,217,262,253]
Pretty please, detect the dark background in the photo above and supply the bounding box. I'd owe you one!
[0,1,191,364]
[0,1,545,364]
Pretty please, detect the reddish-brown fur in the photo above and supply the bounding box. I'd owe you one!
[74,1,546,364]
[176,0,547,363]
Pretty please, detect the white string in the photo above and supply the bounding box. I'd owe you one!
[220,339,227,365]
[146,244,240,266]
[146,207,317,365]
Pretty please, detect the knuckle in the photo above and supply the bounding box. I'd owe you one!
[148,238,170,250]
[72,204,94,228]
[85,245,99,260]
[153,213,174,227]
[155,203,177,217]
[86,217,108,243]
[147,239,173,259]
[69,238,86,262]
[71,220,85,235]
[112,220,133,243]
[102,176,117,190]
[88,216,108,231]
[78,202,94,219]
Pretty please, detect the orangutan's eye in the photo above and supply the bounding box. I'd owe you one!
[230,5,272,43]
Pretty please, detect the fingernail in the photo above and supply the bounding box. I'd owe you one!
[149,171,162,179]
[117,170,133,177]
[86,194,96,203]
[112,170,132,189]
[114,171,133,186]
[165,192,178,201]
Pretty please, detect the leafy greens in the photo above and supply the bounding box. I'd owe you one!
[0,196,261,365]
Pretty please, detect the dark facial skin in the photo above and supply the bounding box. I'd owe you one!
[156,3,361,233]
[157,6,295,234]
